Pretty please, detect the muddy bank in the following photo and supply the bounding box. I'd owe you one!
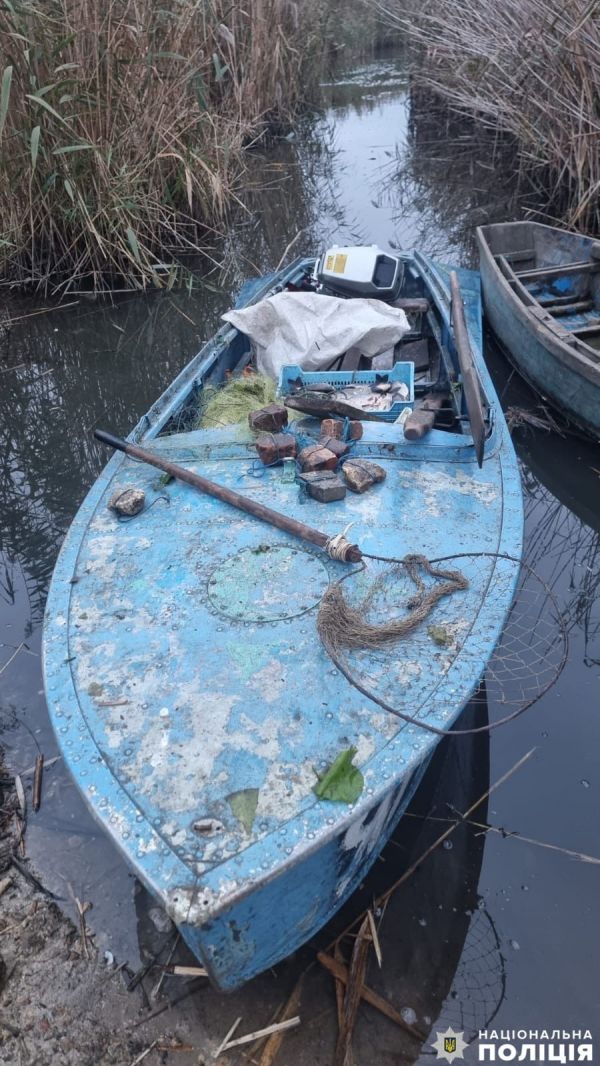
[0,758,179,1064]
[1,876,163,1065]
[0,756,231,1066]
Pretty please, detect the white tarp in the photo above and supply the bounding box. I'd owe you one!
[222,290,410,380]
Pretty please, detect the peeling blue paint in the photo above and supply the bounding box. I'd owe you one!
[42,253,523,990]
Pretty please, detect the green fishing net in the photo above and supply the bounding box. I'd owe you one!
[196,374,276,429]
[196,373,299,429]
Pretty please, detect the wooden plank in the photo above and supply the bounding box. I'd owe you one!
[333,916,371,1066]
[573,323,600,338]
[317,952,424,1040]
[515,260,599,282]
[548,301,594,317]
[449,271,486,467]
[494,248,535,264]
[258,976,304,1066]
[32,754,44,812]
[392,298,429,313]
[538,293,588,308]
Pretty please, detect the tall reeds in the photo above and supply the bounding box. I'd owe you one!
[377,0,600,232]
[0,0,333,293]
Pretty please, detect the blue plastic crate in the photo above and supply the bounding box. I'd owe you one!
[278,362,414,422]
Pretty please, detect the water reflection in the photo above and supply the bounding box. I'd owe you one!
[348,702,501,1058]
[385,88,538,264]
[0,289,228,639]
[487,340,600,667]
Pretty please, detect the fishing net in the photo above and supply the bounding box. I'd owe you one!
[159,369,307,435]
[432,905,506,1045]
[317,555,468,650]
[317,550,567,737]
[475,554,564,718]
[195,372,277,429]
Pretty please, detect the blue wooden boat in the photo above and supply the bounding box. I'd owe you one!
[43,252,523,990]
[477,221,600,440]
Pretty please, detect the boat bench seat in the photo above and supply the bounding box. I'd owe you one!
[494,248,535,265]
[538,294,590,309]
[547,300,594,317]
[573,322,600,341]
[529,306,600,359]
[515,260,600,283]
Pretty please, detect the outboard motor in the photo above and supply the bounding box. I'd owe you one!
[313,245,404,300]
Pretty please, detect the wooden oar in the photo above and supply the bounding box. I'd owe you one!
[449,271,486,467]
[94,429,362,563]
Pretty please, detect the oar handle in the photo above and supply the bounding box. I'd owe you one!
[94,428,129,453]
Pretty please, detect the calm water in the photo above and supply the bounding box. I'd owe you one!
[1,54,599,1055]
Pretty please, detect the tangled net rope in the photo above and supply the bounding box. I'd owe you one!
[318,555,468,648]
[317,550,568,737]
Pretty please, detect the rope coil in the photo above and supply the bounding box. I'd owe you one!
[325,523,357,562]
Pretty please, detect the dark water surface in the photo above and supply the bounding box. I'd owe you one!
[1,55,599,1057]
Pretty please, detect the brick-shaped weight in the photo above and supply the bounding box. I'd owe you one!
[248,404,288,433]
[318,435,350,459]
[299,470,346,502]
[342,459,386,493]
[319,418,363,441]
[297,445,338,472]
[255,433,297,465]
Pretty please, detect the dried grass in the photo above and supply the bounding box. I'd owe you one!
[0,0,334,293]
[376,0,600,231]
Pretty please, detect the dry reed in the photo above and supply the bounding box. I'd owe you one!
[376,0,600,232]
[0,0,334,293]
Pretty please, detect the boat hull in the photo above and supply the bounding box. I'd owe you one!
[478,224,600,440]
[43,253,523,991]
[178,759,429,989]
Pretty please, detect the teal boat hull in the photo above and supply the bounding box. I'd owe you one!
[478,221,600,440]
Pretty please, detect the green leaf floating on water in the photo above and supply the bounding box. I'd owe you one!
[227,788,259,834]
[314,747,364,804]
